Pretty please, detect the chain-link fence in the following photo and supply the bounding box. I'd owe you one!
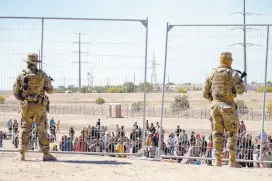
[0,103,271,120]
[0,16,149,157]
[158,24,272,166]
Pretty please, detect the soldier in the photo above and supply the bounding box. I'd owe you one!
[202,52,245,167]
[13,53,56,161]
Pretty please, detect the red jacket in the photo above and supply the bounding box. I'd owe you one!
[75,135,87,152]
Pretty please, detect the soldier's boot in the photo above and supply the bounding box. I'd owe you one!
[228,152,242,168]
[228,161,242,168]
[214,152,222,167]
[43,153,57,161]
[214,158,222,167]
[19,148,26,161]
[20,152,25,161]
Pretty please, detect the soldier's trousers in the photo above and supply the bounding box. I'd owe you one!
[19,103,49,154]
[210,101,239,162]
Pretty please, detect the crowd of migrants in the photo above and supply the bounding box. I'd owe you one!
[0,118,271,167]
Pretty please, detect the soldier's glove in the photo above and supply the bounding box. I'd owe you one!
[241,72,247,79]
[49,76,54,81]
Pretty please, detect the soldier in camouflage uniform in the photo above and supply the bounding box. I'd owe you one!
[202,52,245,167]
[13,53,56,161]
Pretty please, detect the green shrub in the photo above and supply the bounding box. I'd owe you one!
[236,100,248,116]
[95,98,105,105]
[267,101,272,115]
[256,86,272,92]
[131,101,144,112]
[178,87,187,93]
[170,95,190,112]
[107,88,124,93]
[0,96,6,104]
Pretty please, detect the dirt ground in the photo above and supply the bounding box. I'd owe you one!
[0,92,272,180]
[1,91,271,108]
[0,152,271,181]
[1,113,271,137]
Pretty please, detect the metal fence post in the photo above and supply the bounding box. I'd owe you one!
[141,17,148,157]
[158,22,172,160]
[40,18,44,70]
[260,25,270,160]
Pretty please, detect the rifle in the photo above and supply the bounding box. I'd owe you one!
[49,76,54,81]
[231,69,247,79]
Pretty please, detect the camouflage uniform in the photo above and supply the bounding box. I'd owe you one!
[202,52,245,167]
[13,53,56,161]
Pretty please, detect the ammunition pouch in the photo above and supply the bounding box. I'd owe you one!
[209,116,213,132]
[26,94,45,105]
[43,95,50,113]
[20,100,28,116]
[27,94,38,103]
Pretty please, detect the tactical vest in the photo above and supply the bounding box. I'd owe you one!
[21,69,45,102]
[211,67,235,101]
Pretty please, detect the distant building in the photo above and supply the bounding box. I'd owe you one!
[68,85,75,89]
[155,84,203,92]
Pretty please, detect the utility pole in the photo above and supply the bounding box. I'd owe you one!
[134,72,136,93]
[125,78,128,93]
[73,33,89,92]
[64,76,66,88]
[230,0,261,92]
[87,69,95,87]
[148,50,159,85]
[243,0,247,91]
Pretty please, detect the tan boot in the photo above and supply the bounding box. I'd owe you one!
[228,161,242,168]
[20,152,25,161]
[214,159,222,167]
[43,153,57,161]
[228,151,242,168]
[19,148,26,161]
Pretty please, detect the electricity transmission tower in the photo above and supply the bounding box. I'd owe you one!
[72,33,89,92]
[148,50,159,85]
[230,0,261,91]
[87,68,95,87]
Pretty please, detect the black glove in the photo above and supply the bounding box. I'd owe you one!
[49,76,54,81]
[241,72,247,79]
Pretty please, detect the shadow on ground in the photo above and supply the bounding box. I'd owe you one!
[59,160,132,165]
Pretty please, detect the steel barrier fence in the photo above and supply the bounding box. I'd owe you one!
[0,103,271,120]
[0,19,272,166]
[0,16,149,156]
[1,121,272,167]
[158,24,272,165]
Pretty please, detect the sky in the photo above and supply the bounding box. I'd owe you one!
[0,0,272,90]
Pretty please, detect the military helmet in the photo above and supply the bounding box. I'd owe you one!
[25,53,41,63]
[220,52,233,60]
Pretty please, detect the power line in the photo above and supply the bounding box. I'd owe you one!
[72,33,89,92]
[230,0,262,91]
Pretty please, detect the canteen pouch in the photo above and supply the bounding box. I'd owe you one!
[20,100,28,116]
[43,95,50,112]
